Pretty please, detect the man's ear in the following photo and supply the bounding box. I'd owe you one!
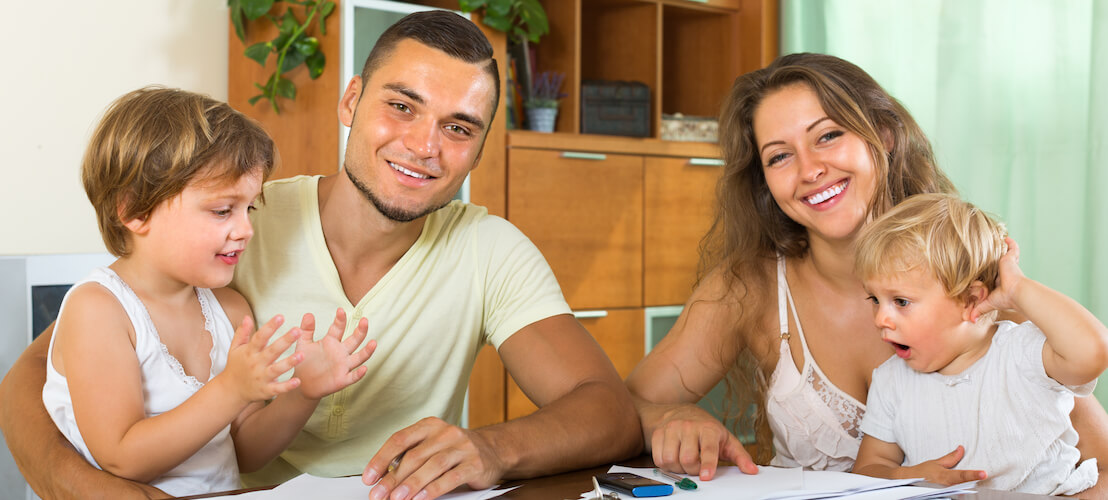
[961,281,989,321]
[338,76,363,127]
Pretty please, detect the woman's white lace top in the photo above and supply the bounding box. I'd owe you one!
[765,257,866,471]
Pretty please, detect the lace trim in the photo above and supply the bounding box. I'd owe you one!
[808,369,864,439]
[108,271,210,391]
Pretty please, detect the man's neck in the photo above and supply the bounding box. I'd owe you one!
[317,174,427,304]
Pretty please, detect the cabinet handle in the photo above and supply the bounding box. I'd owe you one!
[572,310,609,319]
[684,0,710,3]
[688,158,725,167]
[560,151,607,161]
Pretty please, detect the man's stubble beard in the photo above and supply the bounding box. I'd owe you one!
[344,164,450,223]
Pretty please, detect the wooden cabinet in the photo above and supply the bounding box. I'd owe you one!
[501,132,726,419]
[508,148,644,309]
[644,155,723,306]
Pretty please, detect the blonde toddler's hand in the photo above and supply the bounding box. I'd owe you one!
[970,237,1027,323]
[901,446,986,486]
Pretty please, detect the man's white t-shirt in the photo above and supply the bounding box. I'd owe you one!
[232,175,571,485]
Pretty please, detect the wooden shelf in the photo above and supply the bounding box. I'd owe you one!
[508,130,720,158]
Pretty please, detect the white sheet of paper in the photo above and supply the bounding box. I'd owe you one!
[202,474,519,499]
[578,466,974,500]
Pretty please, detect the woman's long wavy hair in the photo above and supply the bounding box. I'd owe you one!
[702,53,955,464]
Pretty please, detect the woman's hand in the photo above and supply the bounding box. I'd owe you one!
[649,403,757,480]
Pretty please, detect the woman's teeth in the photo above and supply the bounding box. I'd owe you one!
[806,181,847,205]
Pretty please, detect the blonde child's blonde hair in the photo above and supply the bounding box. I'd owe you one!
[82,86,275,257]
[854,193,1008,304]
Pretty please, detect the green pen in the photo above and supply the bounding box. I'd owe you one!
[654,468,698,491]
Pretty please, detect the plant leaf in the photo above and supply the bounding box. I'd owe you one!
[273,31,291,50]
[486,0,512,18]
[306,51,326,79]
[241,0,274,20]
[275,78,297,100]
[318,1,336,34]
[518,0,549,37]
[280,9,299,35]
[458,0,487,12]
[248,94,265,105]
[281,46,308,73]
[294,36,319,56]
[244,42,271,66]
[482,14,512,33]
[228,0,247,41]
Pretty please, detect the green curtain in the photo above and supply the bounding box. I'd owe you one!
[782,0,1108,398]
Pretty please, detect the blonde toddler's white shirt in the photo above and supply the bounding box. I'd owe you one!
[862,320,1097,495]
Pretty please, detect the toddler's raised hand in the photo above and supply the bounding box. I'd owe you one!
[969,237,1026,323]
[292,309,376,400]
[221,315,306,404]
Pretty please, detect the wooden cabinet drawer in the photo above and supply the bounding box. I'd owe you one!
[644,156,722,306]
[506,308,645,420]
[508,148,644,310]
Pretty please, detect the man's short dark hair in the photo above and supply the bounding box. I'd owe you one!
[361,10,500,124]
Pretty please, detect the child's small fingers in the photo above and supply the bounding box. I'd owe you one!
[267,352,303,378]
[269,377,301,396]
[252,315,286,347]
[266,329,301,359]
[231,316,255,348]
[350,340,377,366]
[343,318,371,350]
[327,308,348,339]
[299,313,316,336]
[348,366,369,385]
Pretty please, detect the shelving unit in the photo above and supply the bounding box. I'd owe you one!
[525,0,774,137]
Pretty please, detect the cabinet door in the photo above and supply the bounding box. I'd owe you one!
[506,308,645,420]
[644,156,723,306]
[508,148,644,310]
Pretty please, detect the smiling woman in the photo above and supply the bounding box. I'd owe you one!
[627,51,956,476]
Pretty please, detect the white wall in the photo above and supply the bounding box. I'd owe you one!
[1,1,229,256]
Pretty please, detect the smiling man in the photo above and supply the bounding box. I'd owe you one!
[0,11,640,500]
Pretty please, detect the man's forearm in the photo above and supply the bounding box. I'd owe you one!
[477,379,642,479]
[0,329,167,499]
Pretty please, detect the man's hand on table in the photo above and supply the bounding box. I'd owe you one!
[362,417,505,500]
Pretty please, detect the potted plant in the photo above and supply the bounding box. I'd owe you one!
[524,71,565,133]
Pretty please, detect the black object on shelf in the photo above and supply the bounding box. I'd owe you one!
[581,80,651,137]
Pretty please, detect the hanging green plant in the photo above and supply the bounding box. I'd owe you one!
[458,0,549,44]
[228,0,336,114]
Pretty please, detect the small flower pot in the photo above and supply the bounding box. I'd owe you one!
[526,107,558,133]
